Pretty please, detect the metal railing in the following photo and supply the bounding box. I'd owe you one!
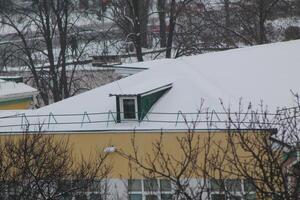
[0,107,299,132]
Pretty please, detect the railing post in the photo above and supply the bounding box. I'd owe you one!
[81,111,91,128]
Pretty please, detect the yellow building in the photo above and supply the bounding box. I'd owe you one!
[0,40,300,199]
[0,79,38,110]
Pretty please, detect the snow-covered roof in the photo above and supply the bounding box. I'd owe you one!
[109,79,172,96]
[1,40,300,133]
[0,79,38,99]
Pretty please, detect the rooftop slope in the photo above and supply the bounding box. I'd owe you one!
[1,40,300,132]
[40,40,300,113]
[0,79,38,99]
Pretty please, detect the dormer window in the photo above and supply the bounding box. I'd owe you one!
[110,82,173,123]
[120,96,138,120]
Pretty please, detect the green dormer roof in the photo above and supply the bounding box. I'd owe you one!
[110,83,172,122]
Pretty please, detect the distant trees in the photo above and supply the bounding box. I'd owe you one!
[0,0,99,105]
[0,0,12,11]
[0,130,111,199]
[110,0,152,61]
[204,0,296,46]
[107,0,298,59]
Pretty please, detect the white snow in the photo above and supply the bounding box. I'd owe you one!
[0,79,38,99]
[1,40,300,132]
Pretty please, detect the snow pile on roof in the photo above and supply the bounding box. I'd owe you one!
[1,40,300,132]
[0,79,38,99]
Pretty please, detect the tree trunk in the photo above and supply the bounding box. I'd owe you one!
[132,0,144,61]
[157,0,166,48]
[257,0,267,44]
[139,0,150,48]
[166,0,176,58]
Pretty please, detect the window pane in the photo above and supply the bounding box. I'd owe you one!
[228,195,242,200]
[211,179,225,191]
[144,179,158,191]
[90,193,102,200]
[61,193,73,200]
[244,180,256,192]
[211,194,226,200]
[160,179,172,192]
[58,180,72,192]
[74,193,88,200]
[161,194,172,200]
[128,179,142,192]
[244,194,256,200]
[90,180,102,192]
[226,179,242,192]
[129,194,142,200]
[8,195,20,200]
[146,194,158,200]
[123,99,136,119]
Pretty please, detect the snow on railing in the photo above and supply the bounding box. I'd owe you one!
[0,107,299,132]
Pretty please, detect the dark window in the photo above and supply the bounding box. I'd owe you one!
[129,194,142,200]
[144,179,158,191]
[74,193,88,200]
[161,194,172,200]
[145,195,158,200]
[228,195,242,200]
[160,179,172,192]
[90,193,102,200]
[226,179,242,192]
[211,194,226,200]
[244,194,256,200]
[128,179,142,192]
[123,99,136,119]
[211,179,225,191]
[244,180,256,192]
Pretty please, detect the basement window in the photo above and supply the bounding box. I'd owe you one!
[120,96,138,120]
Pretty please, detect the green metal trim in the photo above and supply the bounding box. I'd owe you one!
[139,88,171,121]
[116,96,121,123]
[137,95,142,121]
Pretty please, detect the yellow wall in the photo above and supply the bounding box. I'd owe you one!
[48,131,256,179]
[0,130,260,179]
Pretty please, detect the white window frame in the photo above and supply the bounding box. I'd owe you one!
[119,96,138,121]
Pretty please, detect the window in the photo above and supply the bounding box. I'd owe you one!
[129,179,142,192]
[226,179,242,192]
[144,179,158,192]
[90,193,102,200]
[145,194,158,200]
[210,179,256,200]
[129,194,142,200]
[128,179,172,200]
[74,193,88,200]
[211,194,226,200]
[211,179,225,192]
[161,194,173,200]
[89,180,102,192]
[244,194,256,200]
[228,196,242,200]
[120,97,138,120]
[160,179,172,192]
[244,180,256,193]
[61,193,73,200]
